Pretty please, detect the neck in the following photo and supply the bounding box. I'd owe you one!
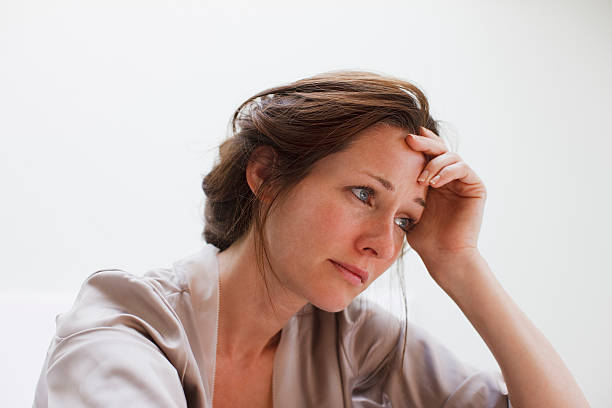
[215,230,307,362]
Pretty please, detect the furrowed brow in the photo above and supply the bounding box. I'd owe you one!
[364,172,426,209]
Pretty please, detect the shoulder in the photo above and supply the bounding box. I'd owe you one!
[53,244,221,346]
[36,248,223,407]
[54,266,189,341]
[37,267,195,407]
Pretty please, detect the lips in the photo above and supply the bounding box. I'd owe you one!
[330,260,370,284]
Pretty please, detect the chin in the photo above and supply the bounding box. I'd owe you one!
[313,303,349,313]
[300,261,364,312]
[310,294,355,313]
[323,304,351,313]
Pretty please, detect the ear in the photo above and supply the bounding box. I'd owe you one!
[246,145,278,201]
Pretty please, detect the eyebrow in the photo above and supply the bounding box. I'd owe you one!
[364,172,427,209]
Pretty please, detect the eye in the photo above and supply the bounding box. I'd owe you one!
[394,217,417,233]
[351,185,418,233]
[351,186,375,205]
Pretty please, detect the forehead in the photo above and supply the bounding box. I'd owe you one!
[313,124,427,179]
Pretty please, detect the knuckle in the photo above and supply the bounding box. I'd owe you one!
[438,167,451,178]
[446,151,461,161]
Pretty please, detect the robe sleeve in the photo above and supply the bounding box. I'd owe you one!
[36,328,188,408]
[33,270,190,408]
[340,299,512,407]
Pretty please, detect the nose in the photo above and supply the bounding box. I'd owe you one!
[355,214,398,261]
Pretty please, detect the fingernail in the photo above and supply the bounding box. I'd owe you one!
[430,175,440,185]
[418,170,429,183]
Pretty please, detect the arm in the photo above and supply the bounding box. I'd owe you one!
[33,270,191,408]
[404,126,589,407]
[424,250,589,408]
[37,327,188,408]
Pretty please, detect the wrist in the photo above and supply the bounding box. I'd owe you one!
[419,247,487,292]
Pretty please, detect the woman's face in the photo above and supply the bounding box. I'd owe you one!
[264,123,429,312]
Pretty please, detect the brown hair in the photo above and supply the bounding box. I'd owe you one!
[201,70,440,358]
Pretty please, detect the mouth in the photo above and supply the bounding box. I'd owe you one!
[330,260,370,285]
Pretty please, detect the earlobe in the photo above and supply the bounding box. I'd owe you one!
[246,145,278,201]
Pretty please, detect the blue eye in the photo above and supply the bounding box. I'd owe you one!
[351,186,374,204]
[351,185,417,233]
[394,217,416,233]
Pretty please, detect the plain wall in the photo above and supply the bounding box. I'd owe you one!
[1,0,610,406]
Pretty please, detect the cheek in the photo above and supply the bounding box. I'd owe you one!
[294,198,356,246]
[270,193,359,257]
[317,201,358,242]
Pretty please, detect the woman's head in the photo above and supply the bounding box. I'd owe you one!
[202,70,439,310]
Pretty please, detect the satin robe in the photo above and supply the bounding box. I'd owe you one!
[33,243,510,407]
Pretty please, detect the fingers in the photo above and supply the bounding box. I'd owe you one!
[406,127,482,188]
[417,152,462,185]
[418,126,440,139]
[405,126,448,156]
[426,161,470,188]
[420,153,483,188]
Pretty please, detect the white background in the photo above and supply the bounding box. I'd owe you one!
[1,0,610,406]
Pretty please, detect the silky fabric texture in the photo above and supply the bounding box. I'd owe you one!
[33,243,511,407]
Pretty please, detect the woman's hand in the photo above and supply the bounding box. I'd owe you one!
[403,129,591,408]
[404,126,487,282]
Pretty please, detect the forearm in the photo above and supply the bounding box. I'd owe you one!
[426,252,589,408]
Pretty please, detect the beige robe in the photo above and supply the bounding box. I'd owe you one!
[33,243,511,407]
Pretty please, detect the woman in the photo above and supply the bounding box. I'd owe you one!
[34,71,589,407]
